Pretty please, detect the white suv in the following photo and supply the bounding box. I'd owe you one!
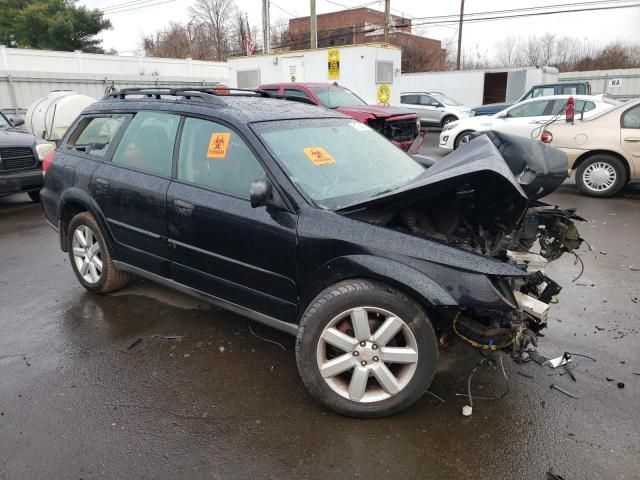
[400,92,471,128]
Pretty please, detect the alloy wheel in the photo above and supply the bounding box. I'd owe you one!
[582,161,617,193]
[316,307,419,403]
[71,225,103,284]
[457,134,472,147]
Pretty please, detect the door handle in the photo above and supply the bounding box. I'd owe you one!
[624,137,640,143]
[173,199,194,216]
[95,177,109,190]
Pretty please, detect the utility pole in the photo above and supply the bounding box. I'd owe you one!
[383,0,390,43]
[456,0,465,70]
[310,0,317,49]
[262,0,271,54]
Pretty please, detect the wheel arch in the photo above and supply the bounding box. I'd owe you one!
[441,114,458,124]
[58,188,112,253]
[572,149,630,182]
[300,255,457,321]
[454,129,476,149]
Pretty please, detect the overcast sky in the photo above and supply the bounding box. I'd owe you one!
[81,0,640,57]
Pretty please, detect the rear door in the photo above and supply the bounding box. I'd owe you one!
[621,104,640,178]
[495,99,555,138]
[167,116,298,322]
[400,94,425,121]
[90,110,180,276]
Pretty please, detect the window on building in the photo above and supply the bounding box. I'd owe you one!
[375,60,394,84]
[237,69,261,89]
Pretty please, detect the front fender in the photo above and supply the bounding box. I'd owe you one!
[301,254,520,317]
[301,255,456,314]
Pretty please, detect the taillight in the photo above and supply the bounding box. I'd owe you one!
[540,130,553,143]
[42,149,56,173]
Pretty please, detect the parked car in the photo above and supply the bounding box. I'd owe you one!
[259,82,421,150]
[471,81,592,117]
[0,110,55,202]
[400,92,471,127]
[41,88,582,418]
[540,98,640,197]
[440,95,618,150]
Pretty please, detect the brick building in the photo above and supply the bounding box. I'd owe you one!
[287,8,446,72]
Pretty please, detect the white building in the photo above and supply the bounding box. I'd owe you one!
[228,43,403,106]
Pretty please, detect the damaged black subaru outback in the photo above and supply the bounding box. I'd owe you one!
[41,89,583,417]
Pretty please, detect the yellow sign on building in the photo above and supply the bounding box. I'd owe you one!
[328,49,340,80]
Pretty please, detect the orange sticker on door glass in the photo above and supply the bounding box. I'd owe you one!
[303,147,335,166]
[207,133,231,159]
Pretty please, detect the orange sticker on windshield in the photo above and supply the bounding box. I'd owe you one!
[207,133,231,159]
[303,147,335,166]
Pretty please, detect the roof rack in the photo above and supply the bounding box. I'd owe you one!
[102,87,278,103]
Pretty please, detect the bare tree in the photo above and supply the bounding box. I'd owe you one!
[495,36,523,68]
[189,0,237,61]
[270,17,289,52]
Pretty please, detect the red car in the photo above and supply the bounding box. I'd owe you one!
[259,82,421,151]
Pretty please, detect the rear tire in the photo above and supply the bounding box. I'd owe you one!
[295,279,438,418]
[454,130,475,149]
[67,212,130,293]
[27,190,40,203]
[575,154,626,197]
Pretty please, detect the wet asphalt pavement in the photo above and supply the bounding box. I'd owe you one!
[1,136,639,479]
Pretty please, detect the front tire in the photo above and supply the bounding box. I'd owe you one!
[454,130,475,149]
[67,212,130,293]
[575,154,627,197]
[296,280,438,418]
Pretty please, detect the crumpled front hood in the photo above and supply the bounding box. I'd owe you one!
[336,105,417,119]
[0,128,37,147]
[339,135,530,232]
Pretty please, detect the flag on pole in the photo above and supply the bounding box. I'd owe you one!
[246,19,256,56]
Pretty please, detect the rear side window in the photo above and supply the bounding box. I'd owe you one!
[622,105,640,128]
[284,88,312,100]
[177,117,264,199]
[507,100,550,118]
[549,100,596,115]
[401,95,418,104]
[67,116,126,157]
[111,111,180,177]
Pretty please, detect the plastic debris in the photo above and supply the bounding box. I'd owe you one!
[550,383,579,399]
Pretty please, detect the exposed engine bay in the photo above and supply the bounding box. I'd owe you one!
[342,131,585,356]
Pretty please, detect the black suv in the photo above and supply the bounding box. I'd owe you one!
[1,111,54,202]
[41,88,582,417]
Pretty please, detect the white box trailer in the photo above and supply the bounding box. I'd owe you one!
[228,43,403,106]
[398,66,559,108]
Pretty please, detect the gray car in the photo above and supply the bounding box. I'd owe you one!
[0,111,54,202]
[400,92,471,128]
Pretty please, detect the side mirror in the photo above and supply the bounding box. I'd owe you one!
[9,116,24,127]
[250,179,273,208]
[496,112,508,119]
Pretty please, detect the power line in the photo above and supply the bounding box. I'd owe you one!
[270,1,297,18]
[261,1,640,52]
[409,1,640,27]
[101,0,176,14]
[101,0,157,11]
[410,0,636,21]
